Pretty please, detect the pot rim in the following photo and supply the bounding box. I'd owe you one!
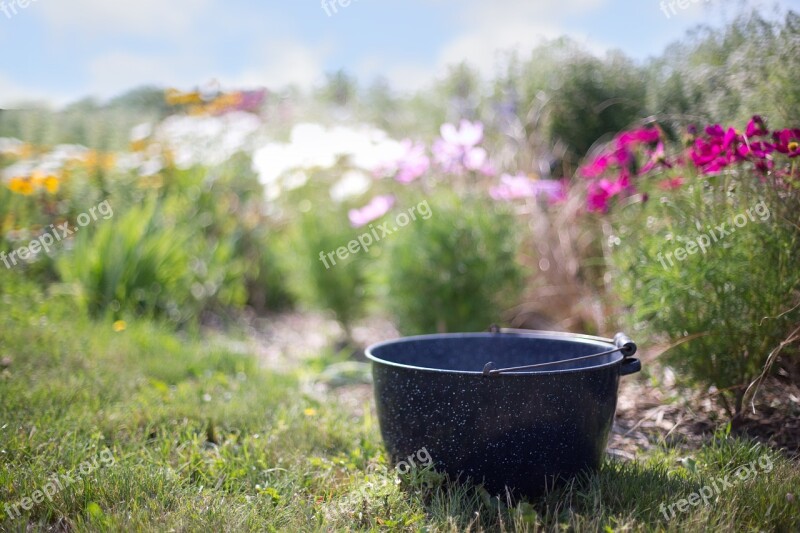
[365,330,625,376]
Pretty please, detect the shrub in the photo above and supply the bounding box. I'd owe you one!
[56,196,246,323]
[279,186,371,340]
[580,119,800,415]
[383,193,523,335]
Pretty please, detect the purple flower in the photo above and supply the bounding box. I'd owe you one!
[236,89,267,112]
[348,195,395,228]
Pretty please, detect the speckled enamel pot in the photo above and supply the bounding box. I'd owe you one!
[365,330,641,498]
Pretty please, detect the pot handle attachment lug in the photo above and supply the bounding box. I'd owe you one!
[619,357,641,376]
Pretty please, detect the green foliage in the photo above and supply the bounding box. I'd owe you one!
[56,198,189,321]
[280,187,370,336]
[610,173,800,413]
[384,194,524,334]
[648,11,800,130]
[545,49,648,160]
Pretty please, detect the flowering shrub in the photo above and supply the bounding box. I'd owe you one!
[580,117,800,414]
[578,118,799,213]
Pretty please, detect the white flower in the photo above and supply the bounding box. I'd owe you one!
[130,123,153,142]
[155,111,262,169]
[330,170,372,203]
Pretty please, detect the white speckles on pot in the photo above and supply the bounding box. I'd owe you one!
[365,332,638,499]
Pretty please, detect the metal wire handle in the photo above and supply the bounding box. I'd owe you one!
[481,329,637,376]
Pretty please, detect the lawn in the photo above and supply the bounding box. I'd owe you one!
[1,282,798,532]
[2,9,800,532]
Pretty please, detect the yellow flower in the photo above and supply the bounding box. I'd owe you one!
[165,88,203,106]
[101,153,116,171]
[18,143,34,159]
[130,139,148,152]
[138,174,164,189]
[43,175,60,194]
[303,408,317,417]
[8,177,34,195]
[113,320,127,332]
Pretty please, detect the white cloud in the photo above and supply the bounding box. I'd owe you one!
[436,0,609,75]
[86,53,190,97]
[0,75,77,108]
[82,36,328,101]
[218,39,329,89]
[35,0,212,36]
[355,0,611,93]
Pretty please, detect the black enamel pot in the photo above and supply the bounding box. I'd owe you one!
[365,329,641,498]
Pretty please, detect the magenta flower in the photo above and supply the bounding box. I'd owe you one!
[639,141,672,175]
[773,129,800,158]
[395,140,430,183]
[348,195,395,228]
[579,154,611,178]
[587,183,611,213]
[745,115,769,137]
[490,173,566,202]
[586,173,631,213]
[616,127,660,149]
[690,136,731,174]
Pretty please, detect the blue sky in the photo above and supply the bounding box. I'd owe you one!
[0,0,791,107]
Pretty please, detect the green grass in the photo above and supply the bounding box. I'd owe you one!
[1,283,798,531]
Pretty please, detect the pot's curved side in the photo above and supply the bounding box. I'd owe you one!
[372,362,621,497]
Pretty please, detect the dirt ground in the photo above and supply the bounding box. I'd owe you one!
[221,311,800,459]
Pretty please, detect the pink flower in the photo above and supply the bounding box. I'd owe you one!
[432,137,464,173]
[236,89,267,113]
[489,173,565,202]
[463,146,488,171]
[586,174,631,213]
[433,120,491,174]
[579,154,611,178]
[395,140,430,183]
[639,141,672,175]
[348,195,395,228]
[616,128,660,149]
[587,183,611,213]
[657,176,685,190]
[440,119,484,149]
